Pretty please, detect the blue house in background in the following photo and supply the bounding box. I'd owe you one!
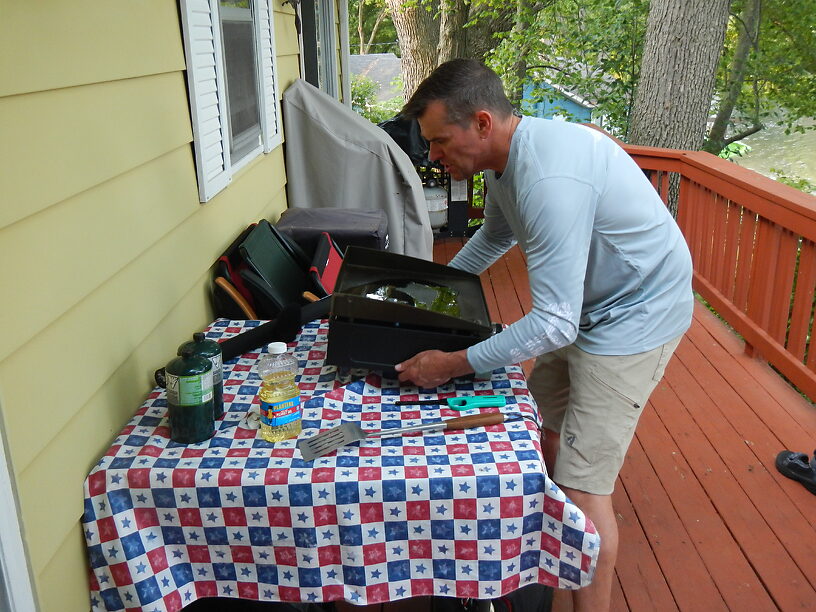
[521,80,597,124]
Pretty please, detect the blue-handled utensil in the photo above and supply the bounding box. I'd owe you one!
[395,395,507,410]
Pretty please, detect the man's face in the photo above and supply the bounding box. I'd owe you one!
[418,100,485,181]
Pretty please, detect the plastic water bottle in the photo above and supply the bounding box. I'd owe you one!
[257,342,302,442]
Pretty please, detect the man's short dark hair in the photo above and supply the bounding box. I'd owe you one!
[402,59,515,126]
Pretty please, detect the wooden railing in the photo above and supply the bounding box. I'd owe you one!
[623,143,816,403]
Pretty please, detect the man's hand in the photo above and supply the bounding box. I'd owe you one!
[394,349,473,388]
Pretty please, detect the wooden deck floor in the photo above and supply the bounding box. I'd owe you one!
[434,237,816,612]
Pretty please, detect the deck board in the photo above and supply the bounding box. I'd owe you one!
[433,238,816,611]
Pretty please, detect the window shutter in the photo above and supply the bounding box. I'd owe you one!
[255,0,282,153]
[180,0,232,202]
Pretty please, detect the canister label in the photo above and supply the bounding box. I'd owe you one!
[260,396,302,426]
[208,354,223,385]
[166,373,214,406]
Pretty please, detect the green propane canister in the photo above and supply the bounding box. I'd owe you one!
[178,332,224,420]
[165,346,215,444]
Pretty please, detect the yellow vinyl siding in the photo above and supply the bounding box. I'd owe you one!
[0,4,302,609]
[0,73,192,230]
[0,0,184,97]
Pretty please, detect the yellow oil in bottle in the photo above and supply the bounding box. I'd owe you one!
[258,365,302,442]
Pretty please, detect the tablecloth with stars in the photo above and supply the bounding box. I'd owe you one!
[83,319,599,612]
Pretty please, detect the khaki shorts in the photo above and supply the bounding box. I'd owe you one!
[528,335,682,495]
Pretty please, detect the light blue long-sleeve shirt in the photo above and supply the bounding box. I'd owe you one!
[450,117,693,374]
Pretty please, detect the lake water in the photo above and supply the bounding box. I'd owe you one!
[733,121,816,192]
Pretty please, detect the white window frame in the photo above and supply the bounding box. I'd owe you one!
[0,421,37,612]
[180,0,283,203]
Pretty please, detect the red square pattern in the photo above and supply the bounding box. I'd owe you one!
[406,500,430,521]
[313,505,338,527]
[188,546,211,563]
[543,496,565,520]
[147,548,169,573]
[96,517,119,543]
[542,533,561,557]
[453,498,477,519]
[500,537,521,559]
[317,545,342,566]
[362,542,387,564]
[408,539,432,559]
[499,497,523,518]
[237,582,259,600]
[127,469,151,489]
[268,507,291,527]
[366,583,390,602]
[231,546,254,564]
[404,466,428,479]
[454,540,479,560]
[195,581,218,598]
[217,469,243,486]
[87,471,107,496]
[134,508,160,529]
[109,561,133,587]
[274,547,297,566]
[178,508,203,527]
[264,469,289,485]
[310,467,336,483]
[358,503,384,524]
[172,469,198,488]
[496,462,522,475]
[222,507,247,526]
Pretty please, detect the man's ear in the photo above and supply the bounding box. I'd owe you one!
[474,110,493,138]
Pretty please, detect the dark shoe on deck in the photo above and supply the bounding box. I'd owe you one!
[775,449,816,495]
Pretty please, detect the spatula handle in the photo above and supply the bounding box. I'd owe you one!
[443,412,506,430]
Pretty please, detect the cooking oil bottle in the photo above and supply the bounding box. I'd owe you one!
[257,342,302,442]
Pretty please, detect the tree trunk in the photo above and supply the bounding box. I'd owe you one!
[628,0,730,151]
[704,0,762,153]
[438,0,469,63]
[385,0,440,100]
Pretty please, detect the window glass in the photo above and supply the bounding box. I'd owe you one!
[220,1,262,162]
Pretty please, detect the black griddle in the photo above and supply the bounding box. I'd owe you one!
[326,247,497,372]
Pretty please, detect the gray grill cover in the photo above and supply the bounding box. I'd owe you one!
[282,79,433,260]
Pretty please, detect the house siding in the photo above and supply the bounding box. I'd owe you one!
[0,3,301,610]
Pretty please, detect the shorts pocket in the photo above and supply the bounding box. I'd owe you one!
[587,365,642,410]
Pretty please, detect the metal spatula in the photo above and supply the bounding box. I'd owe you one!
[298,412,511,461]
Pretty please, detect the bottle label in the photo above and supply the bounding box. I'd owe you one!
[208,354,223,385]
[166,373,214,406]
[260,396,302,427]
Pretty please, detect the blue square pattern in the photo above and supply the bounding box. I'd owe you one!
[153,458,180,469]
[333,481,359,505]
[242,485,267,507]
[426,455,450,466]
[107,489,133,514]
[100,587,124,610]
[257,564,278,584]
[477,559,502,581]
[293,528,318,548]
[562,524,584,549]
[477,519,501,540]
[161,526,185,545]
[87,544,106,569]
[559,561,581,584]
[298,567,323,587]
[430,519,455,539]
[381,455,406,467]
[204,527,229,545]
[338,524,363,546]
[476,475,501,498]
[432,558,457,580]
[428,477,454,500]
[387,560,411,582]
[123,435,150,447]
[381,480,406,502]
[342,564,367,586]
[120,532,146,560]
[289,483,314,506]
[213,563,237,581]
[470,452,496,465]
[520,549,540,571]
[384,520,409,542]
[170,563,194,587]
[249,527,273,546]
[523,472,547,495]
[196,487,222,507]
[109,457,135,470]
[522,512,544,535]
[83,497,96,523]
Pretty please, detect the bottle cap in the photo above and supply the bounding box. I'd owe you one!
[267,342,287,354]
[193,332,205,343]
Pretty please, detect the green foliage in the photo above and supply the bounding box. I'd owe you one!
[483,0,649,137]
[348,0,399,55]
[768,167,816,194]
[719,141,752,160]
[351,74,405,124]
